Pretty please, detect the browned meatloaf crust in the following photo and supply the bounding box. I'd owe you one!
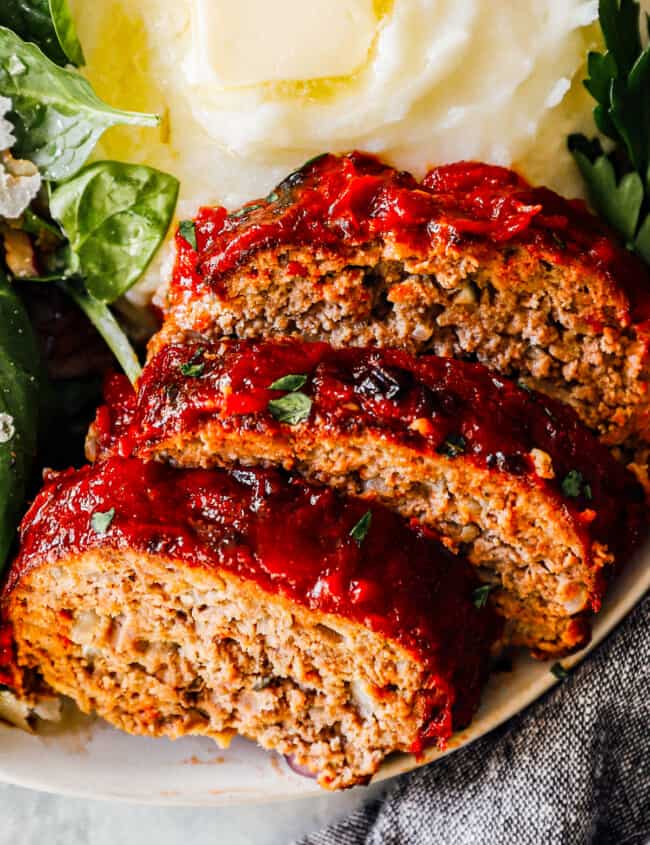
[88,341,648,657]
[2,457,500,789]
[156,153,650,448]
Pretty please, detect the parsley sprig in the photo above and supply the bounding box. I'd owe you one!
[91,508,115,534]
[179,348,205,378]
[569,0,650,263]
[178,220,197,250]
[349,511,372,546]
[437,433,466,458]
[472,584,495,609]
[267,372,312,425]
[560,469,593,501]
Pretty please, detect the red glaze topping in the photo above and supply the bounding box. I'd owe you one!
[99,340,646,565]
[170,152,650,325]
[4,457,501,741]
[0,622,15,688]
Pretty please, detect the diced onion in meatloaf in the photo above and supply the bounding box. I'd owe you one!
[155,153,650,448]
[88,340,647,657]
[2,458,500,790]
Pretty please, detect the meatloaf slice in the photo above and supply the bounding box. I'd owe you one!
[156,152,650,448]
[90,340,647,657]
[2,457,500,790]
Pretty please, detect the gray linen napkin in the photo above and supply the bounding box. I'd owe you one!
[298,594,650,845]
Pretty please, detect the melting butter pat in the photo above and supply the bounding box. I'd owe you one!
[190,0,377,86]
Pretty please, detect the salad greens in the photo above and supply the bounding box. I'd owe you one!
[0,0,84,68]
[0,12,179,569]
[50,161,179,302]
[61,279,143,384]
[569,0,650,263]
[47,0,84,67]
[43,161,179,377]
[0,27,159,180]
[0,21,178,382]
[0,270,40,571]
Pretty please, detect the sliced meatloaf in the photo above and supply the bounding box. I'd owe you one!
[88,340,647,657]
[156,152,650,448]
[2,457,500,789]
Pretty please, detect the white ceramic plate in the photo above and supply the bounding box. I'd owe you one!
[0,539,647,806]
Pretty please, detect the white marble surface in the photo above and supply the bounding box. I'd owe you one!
[0,780,387,845]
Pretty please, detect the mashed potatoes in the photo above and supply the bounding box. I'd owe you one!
[68,0,600,303]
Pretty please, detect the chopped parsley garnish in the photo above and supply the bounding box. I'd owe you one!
[267,372,311,423]
[180,361,204,377]
[551,232,567,250]
[91,508,115,534]
[266,191,280,203]
[561,469,592,500]
[302,153,328,170]
[551,662,568,681]
[472,584,494,609]
[230,203,264,219]
[179,348,205,378]
[437,433,466,458]
[178,220,197,250]
[269,374,308,391]
[561,470,583,498]
[268,392,312,425]
[349,511,372,546]
[569,0,650,264]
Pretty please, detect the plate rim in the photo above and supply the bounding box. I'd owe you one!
[0,543,647,807]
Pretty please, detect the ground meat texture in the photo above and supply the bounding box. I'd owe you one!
[90,340,647,657]
[2,458,500,790]
[156,153,650,449]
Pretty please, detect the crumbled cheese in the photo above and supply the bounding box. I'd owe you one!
[0,151,41,220]
[0,96,15,151]
[0,413,15,444]
[0,96,41,220]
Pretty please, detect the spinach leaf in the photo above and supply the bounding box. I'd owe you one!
[50,160,179,302]
[0,0,83,67]
[0,27,158,180]
[48,0,84,67]
[0,270,40,571]
[60,279,142,384]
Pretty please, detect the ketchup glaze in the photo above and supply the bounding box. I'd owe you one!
[4,457,501,743]
[169,153,650,325]
[110,339,646,569]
